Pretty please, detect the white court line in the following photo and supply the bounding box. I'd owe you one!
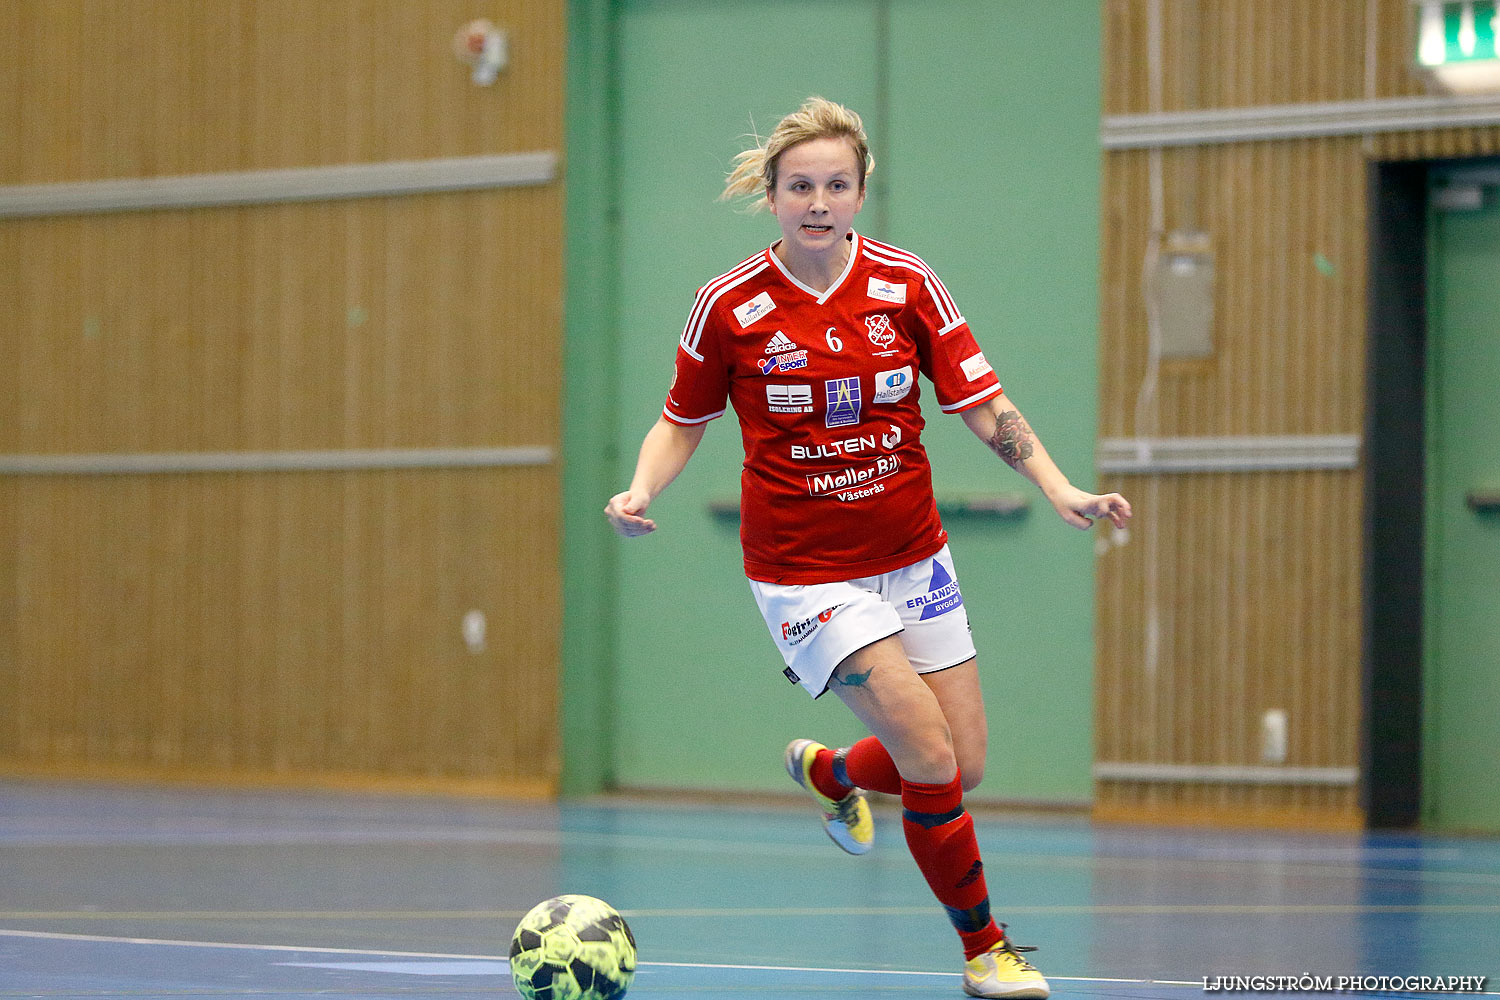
[3,928,1494,994]
[12,825,1500,888]
[0,926,489,960]
[641,958,1199,986]
[0,927,1199,988]
[9,826,1500,889]
[7,902,1500,921]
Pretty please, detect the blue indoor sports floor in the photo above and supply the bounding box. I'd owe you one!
[1,778,1496,999]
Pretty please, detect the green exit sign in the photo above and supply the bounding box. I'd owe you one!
[1417,1,1500,66]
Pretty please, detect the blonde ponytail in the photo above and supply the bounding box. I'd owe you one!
[720,96,873,212]
[721,145,771,205]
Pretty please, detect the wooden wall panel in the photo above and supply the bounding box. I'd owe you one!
[0,468,559,791]
[1100,139,1369,441]
[1094,471,1364,827]
[1,0,564,184]
[0,187,560,454]
[1103,0,1459,116]
[1103,1,1374,115]
[1373,126,1500,160]
[1,2,564,793]
[1098,0,1499,828]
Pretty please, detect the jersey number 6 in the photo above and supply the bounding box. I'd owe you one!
[825,327,844,352]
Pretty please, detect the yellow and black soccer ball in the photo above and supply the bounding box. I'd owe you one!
[509,894,637,1000]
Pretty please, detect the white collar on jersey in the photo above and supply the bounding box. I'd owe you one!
[765,231,861,305]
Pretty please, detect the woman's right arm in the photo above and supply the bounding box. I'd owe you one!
[603,416,708,537]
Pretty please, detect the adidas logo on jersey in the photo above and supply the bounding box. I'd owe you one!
[764,331,797,354]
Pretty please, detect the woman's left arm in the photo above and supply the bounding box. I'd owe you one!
[960,392,1132,530]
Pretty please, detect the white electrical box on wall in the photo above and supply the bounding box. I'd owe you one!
[1261,708,1289,764]
[1152,230,1215,360]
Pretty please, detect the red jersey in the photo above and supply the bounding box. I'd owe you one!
[663,232,1002,584]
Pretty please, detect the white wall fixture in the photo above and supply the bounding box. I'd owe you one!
[1150,230,1215,360]
[453,18,509,86]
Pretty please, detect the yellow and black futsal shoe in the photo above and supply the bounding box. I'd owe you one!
[783,738,874,855]
[963,933,1050,999]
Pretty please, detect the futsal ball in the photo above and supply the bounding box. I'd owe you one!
[509,894,637,1000]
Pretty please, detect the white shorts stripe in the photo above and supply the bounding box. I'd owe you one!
[680,257,768,356]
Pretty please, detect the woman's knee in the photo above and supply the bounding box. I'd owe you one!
[890,727,958,785]
[954,734,987,791]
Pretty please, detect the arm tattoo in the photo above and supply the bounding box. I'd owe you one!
[986,409,1035,469]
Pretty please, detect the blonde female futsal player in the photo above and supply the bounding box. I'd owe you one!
[604,97,1130,998]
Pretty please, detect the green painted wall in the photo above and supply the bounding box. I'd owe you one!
[1423,173,1500,833]
[566,0,1101,802]
[561,0,621,794]
[881,1,1103,803]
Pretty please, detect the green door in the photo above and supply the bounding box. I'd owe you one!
[1424,168,1500,832]
[603,0,1103,798]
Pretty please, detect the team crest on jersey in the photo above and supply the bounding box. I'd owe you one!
[760,351,808,375]
[764,331,797,354]
[865,314,897,353]
[824,377,862,428]
[867,278,907,304]
[734,292,777,328]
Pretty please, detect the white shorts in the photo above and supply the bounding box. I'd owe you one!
[748,545,975,698]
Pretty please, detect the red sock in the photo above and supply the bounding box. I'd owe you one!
[833,737,901,795]
[808,747,852,801]
[810,737,902,799]
[900,774,1004,960]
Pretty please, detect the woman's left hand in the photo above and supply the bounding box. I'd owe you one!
[1048,486,1133,530]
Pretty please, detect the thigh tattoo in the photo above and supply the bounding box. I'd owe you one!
[831,663,875,688]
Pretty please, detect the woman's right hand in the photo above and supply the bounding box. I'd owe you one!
[604,490,657,537]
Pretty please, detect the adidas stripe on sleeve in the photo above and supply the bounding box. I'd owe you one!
[664,259,765,425]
